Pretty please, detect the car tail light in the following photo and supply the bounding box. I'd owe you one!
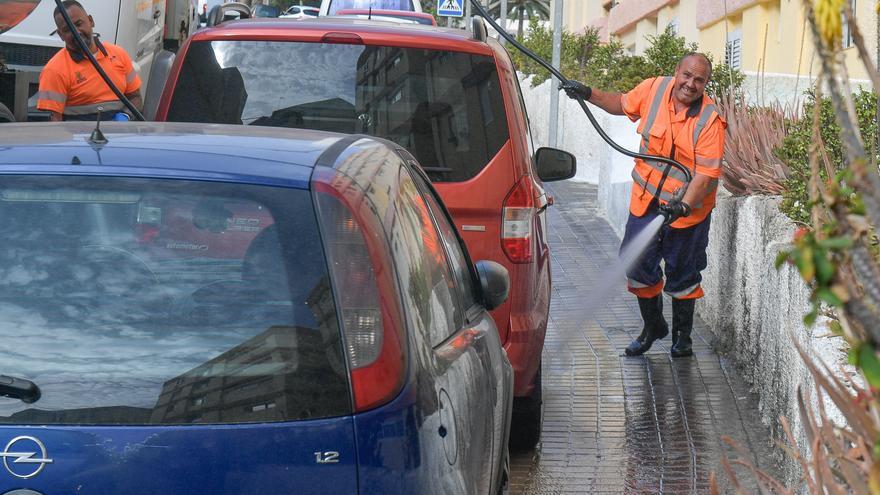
[502,176,535,263]
[314,180,405,412]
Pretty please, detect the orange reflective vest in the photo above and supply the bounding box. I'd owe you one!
[621,76,726,229]
[37,39,141,118]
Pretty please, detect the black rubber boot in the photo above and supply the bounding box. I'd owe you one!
[671,298,696,358]
[624,296,669,356]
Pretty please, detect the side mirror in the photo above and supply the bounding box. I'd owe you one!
[535,147,576,182]
[475,260,509,311]
[206,3,251,27]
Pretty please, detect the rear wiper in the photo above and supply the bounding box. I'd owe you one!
[0,375,41,403]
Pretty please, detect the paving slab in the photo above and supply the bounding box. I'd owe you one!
[509,181,782,494]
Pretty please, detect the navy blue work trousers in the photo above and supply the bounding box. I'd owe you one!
[620,204,712,299]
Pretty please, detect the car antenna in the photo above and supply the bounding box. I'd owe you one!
[89,106,108,145]
[368,3,372,19]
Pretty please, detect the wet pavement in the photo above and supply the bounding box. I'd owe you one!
[509,181,782,493]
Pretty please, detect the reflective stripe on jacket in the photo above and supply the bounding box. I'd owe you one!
[621,76,726,229]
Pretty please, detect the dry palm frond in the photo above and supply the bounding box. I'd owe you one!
[718,92,790,196]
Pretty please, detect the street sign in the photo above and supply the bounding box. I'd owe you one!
[437,0,464,17]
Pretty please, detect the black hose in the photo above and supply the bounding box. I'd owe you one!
[53,0,145,121]
[467,0,692,187]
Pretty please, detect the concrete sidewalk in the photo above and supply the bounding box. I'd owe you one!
[509,181,783,494]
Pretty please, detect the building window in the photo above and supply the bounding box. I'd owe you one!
[725,30,742,70]
[842,0,856,48]
[668,17,679,35]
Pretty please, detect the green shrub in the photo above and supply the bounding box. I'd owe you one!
[777,90,879,223]
[512,24,743,96]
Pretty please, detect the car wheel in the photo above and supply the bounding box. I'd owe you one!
[0,102,15,123]
[509,363,542,450]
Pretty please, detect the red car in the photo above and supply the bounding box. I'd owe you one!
[154,16,575,448]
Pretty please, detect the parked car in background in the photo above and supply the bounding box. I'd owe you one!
[280,5,320,18]
[334,8,436,25]
[155,16,577,449]
[320,0,422,15]
[252,3,281,17]
[0,121,513,494]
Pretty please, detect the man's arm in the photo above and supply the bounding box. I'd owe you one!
[681,173,715,208]
[125,90,143,112]
[586,88,624,116]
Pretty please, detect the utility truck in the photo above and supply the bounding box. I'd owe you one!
[0,0,197,122]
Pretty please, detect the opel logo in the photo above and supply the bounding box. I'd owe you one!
[1,436,53,479]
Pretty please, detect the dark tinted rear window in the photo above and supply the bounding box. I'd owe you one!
[0,176,350,425]
[167,40,509,182]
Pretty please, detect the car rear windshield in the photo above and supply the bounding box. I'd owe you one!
[328,0,415,14]
[0,176,351,425]
[167,40,510,182]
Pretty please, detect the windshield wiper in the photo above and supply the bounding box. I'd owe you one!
[0,375,41,403]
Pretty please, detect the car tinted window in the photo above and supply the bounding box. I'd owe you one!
[328,0,414,14]
[167,40,509,182]
[0,177,350,425]
[389,166,461,346]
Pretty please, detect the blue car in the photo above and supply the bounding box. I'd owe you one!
[0,122,513,494]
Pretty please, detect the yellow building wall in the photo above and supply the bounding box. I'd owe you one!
[563,0,603,33]
[618,28,638,53]
[634,16,659,53]
[699,16,737,66]
[677,0,700,43]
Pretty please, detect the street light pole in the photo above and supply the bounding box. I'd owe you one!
[548,0,563,147]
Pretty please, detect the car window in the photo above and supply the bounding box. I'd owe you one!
[328,0,415,14]
[167,40,510,183]
[0,176,350,425]
[290,7,300,13]
[389,166,462,346]
[408,166,479,311]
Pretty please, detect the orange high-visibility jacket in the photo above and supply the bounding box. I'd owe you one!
[621,76,726,229]
[37,39,141,118]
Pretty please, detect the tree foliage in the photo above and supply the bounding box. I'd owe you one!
[777,90,879,223]
[512,24,744,98]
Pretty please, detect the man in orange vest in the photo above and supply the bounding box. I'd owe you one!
[37,0,141,121]
[562,53,726,358]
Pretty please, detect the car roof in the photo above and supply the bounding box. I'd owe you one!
[0,122,354,188]
[189,17,493,55]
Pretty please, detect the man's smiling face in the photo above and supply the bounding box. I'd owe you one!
[54,5,94,53]
[672,55,711,107]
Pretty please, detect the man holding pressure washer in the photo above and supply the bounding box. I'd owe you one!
[37,0,142,121]
[562,53,726,358]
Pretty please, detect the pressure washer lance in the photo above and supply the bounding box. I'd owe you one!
[468,0,691,320]
[53,0,145,121]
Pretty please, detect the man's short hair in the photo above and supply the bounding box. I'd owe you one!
[678,52,712,79]
[54,0,86,17]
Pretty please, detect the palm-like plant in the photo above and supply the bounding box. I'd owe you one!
[484,0,551,39]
